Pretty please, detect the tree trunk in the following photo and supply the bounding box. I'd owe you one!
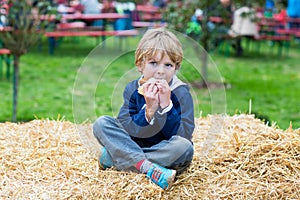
[192,41,208,88]
[200,17,210,88]
[12,55,20,122]
[201,48,208,88]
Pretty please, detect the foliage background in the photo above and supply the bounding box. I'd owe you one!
[0,36,299,129]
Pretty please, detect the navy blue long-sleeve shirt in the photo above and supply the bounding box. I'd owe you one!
[117,76,195,147]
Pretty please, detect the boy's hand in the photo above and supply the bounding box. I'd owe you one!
[143,79,159,120]
[156,79,171,109]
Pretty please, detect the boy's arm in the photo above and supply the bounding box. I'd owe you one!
[154,86,195,141]
[117,82,160,138]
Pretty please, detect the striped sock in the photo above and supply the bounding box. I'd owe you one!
[136,159,152,174]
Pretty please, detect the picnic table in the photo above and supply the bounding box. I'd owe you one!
[135,4,162,21]
[61,13,129,31]
[62,13,129,22]
[44,13,138,54]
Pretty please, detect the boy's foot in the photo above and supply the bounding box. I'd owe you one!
[146,163,176,190]
[98,147,113,170]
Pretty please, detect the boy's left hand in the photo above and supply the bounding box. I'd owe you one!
[156,79,171,109]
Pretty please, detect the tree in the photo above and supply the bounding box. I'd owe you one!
[165,0,265,88]
[0,0,56,121]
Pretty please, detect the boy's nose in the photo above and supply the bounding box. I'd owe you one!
[156,64,165,74]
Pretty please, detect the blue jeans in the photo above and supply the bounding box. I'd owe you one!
[93,116,194,174]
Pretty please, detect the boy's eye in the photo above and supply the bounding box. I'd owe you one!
[165,63,174,68]
[149,61,157,66]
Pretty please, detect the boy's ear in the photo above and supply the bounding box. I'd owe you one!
[137,66,143,73]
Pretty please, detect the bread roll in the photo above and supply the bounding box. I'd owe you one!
[139,78,147,85]
[138,78,147,95]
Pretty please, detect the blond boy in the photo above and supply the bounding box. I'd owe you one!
[93,28,195,189]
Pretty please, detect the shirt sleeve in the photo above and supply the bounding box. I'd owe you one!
[154,86,195,141]
[142,104,156,125]
[117,82,161,138]
[117,81,195,141]
[157,101,173,115]
[146,101,173,125]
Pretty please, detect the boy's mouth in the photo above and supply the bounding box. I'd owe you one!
[154,76,165,80]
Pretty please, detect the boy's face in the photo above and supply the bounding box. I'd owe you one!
[141,52,176,84]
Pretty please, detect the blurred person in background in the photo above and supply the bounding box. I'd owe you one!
[287,0,300,29]
[273,0,287,28]
[80,0,102,14]
[80,0,103,27]
[203,0,245,56]
[264,0,275,17]
[152,0,168,8]
[0,1,8,27]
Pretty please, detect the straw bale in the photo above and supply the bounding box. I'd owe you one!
[0,115,299,199]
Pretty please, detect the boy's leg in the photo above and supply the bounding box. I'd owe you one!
[93,116,146,170]
[142,136,194,174]
[93,116,178,189]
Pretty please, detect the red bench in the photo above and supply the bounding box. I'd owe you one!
[44,29,139,54]
[132,21,167,29]
[136,5,162,21]
[256,35,291,56]
[0,48,11,79]
[276,28,298,35]
[56,22,86,30]
[295,31,300,38]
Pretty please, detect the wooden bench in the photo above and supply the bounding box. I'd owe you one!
[217,33,291,57]
[44,29,139,54]
[132,21,167,28]
[276,28,298,36]
[56,22,86,30]
[256,35,291,56]
[295,31,300,38]
[0,48,11,79]
[135,5,162,22]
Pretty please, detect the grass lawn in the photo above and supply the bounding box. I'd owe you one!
[0,35,299,129]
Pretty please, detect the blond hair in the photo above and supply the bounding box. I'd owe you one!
[135,28,183,71]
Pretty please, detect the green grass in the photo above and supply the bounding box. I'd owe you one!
[0,36,299,129]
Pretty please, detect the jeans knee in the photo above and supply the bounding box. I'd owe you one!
[169,137,194,173]
[172,137,194,173]
[171,136,194,160]
[186,144,194,161]
[182,140,194,162]
[93,116,111,137]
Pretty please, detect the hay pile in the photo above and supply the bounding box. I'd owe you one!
[0,115,299,199]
